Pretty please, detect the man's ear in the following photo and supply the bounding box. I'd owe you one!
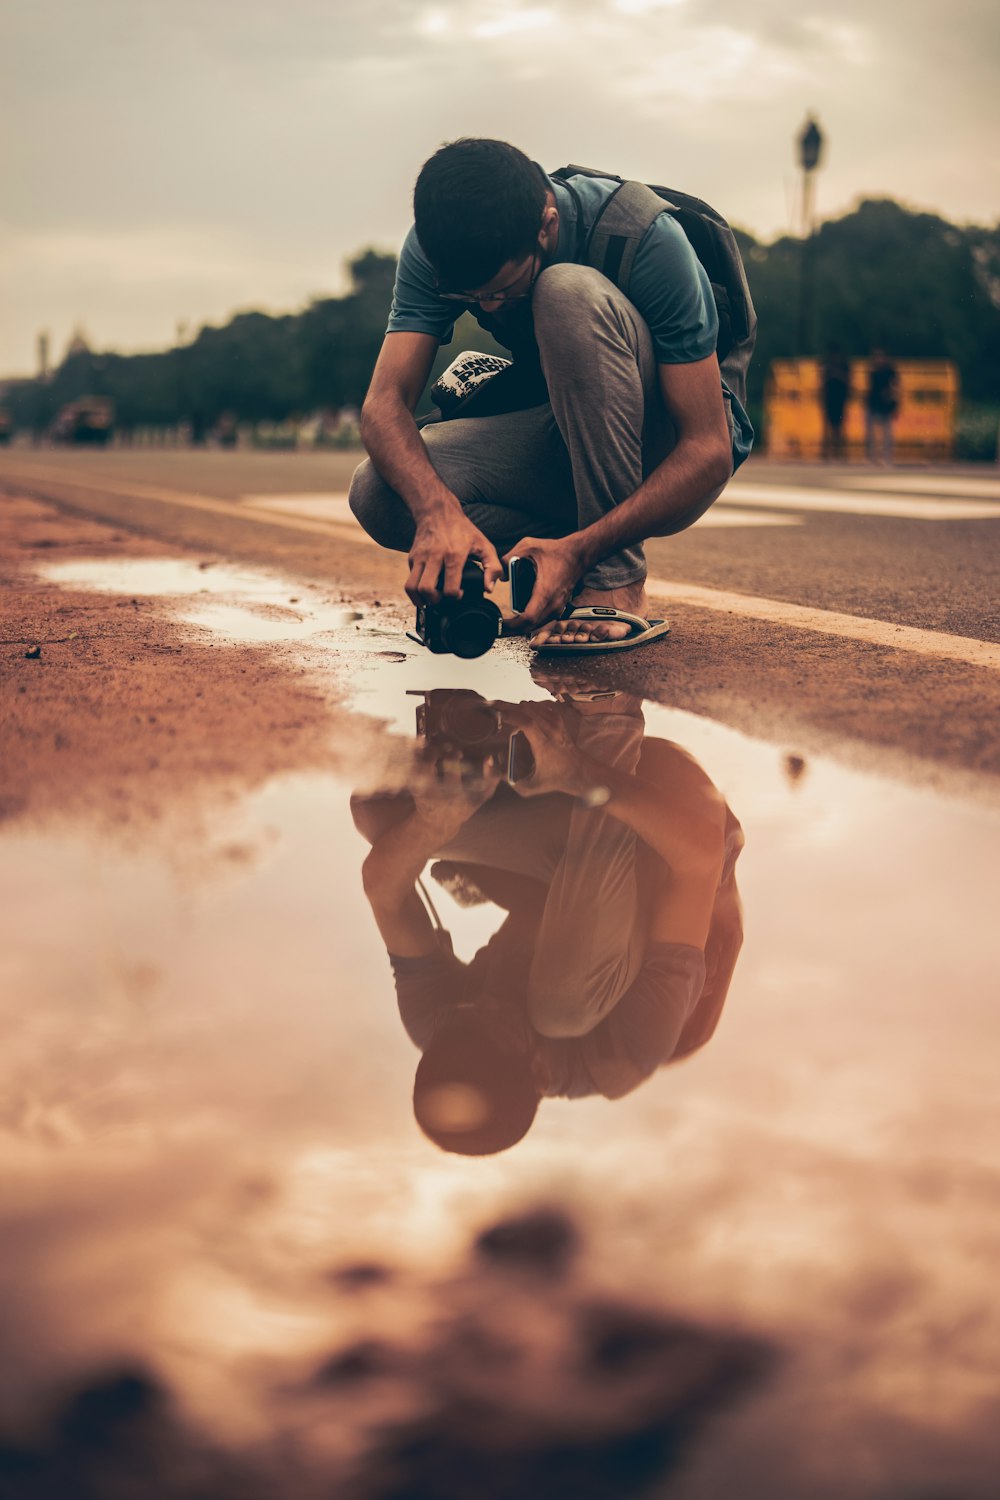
[539,206,558,249]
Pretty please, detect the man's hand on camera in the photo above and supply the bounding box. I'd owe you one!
[410,761,502,837]
[502,535,584,634]
[406,510,503,605]
[496,703,591,799]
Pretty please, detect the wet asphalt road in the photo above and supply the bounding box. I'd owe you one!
[4,454,1000,1495]
[2,445,999,795]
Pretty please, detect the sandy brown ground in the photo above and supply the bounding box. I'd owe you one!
[0,494,385,838]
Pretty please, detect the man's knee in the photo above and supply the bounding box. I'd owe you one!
[533,263,646,372]
[528,952,632,1038]
[348,456,382,531]
[534,262,615,312]
[348,457,412,551]
[528,990,596,1039]
[533,264,627,336]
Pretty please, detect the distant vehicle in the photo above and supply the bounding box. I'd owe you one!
[0,408,12,444]
[51,396,115,445]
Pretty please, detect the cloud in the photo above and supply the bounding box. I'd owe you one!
[1,0,998,366]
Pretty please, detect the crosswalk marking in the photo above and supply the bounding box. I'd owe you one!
[847,474,1000,499]
[246,486,1000,523]
[242,493,801,529]
[726,482,1000,521]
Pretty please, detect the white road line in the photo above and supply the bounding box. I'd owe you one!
[244,493,355,520]
[682,507,800,528]
[726,483,1000,520]
[5,462,998,669]
[843,474,1000,499]
[0,465,355,538]
[241,493,801,530]
[7,461,998,524]
[239,485,1000,526]
[646,578,1000,671]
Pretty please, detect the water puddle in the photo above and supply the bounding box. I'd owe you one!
[38,556,363,644]
[3,591,1000,1496]
[40,557,300,600]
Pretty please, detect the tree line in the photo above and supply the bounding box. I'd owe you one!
[4,198,999,452]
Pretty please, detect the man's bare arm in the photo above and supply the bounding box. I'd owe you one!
[360,333,503,602]
[360,774,500,955]
[361,332,452,516]
[360,809,445,956]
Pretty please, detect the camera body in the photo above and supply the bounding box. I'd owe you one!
[507,555,537,614]
[411,690,535,784]
[412,559,502,659]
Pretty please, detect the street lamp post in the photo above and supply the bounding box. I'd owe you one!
[796,116,824,359]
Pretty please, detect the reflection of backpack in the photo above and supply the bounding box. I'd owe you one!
[550,165,757,408]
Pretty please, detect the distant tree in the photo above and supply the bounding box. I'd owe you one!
[299,248,398,409]
[348,248,398,302]
[738,199,1000,423]
[7,206,998,445]
[180,311,305,431]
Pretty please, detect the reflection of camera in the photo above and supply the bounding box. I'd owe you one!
[411,690,535,784]
[411,560,502,659]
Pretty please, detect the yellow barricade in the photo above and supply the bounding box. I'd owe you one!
[765,359,959,461]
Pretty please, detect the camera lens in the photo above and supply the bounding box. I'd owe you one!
[441,696,501,743]
[442,605,500,659]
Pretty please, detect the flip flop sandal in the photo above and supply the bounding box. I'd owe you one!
[531,606,671,655]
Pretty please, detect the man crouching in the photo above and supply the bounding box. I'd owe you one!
[349,137,753,654]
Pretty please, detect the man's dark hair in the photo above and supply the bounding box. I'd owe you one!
[413,138,548,292]
[413,1017,540,1156]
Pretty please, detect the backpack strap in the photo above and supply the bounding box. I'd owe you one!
[588,179,671,290]
[552,165,668,294]
[550,164,757,405]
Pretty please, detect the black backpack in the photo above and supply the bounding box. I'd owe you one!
[550,164,757,408]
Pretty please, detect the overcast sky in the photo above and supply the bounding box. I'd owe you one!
[1,0,998,375]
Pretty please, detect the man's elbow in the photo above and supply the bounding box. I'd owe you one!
[361,850,399,904]
[359,394,381,449]
[703,434,733,491]
[360,386,414,452]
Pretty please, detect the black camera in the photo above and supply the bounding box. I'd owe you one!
[411,690,535,784]
[411,559,502,660]
[507,555,537,614]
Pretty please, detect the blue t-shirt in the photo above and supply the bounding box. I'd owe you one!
[387,170,753,468]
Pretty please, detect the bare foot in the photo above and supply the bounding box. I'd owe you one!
[529,582,649,648]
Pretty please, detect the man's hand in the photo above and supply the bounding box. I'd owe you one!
[502,535,585,634]
[497,702,595,799]
[406,510,503,605]
[362,761,501,917]
[410,761,502,835]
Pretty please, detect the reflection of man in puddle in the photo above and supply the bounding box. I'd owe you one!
[352,686,744,1155]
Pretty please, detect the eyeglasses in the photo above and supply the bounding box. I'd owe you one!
[438,251,540,305]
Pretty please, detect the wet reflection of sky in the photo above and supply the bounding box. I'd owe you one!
[37,557,362,642]
[5,563,1000,1494]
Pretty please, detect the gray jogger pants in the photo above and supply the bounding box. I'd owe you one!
[349,264,685,591]
[436,703,649,1038]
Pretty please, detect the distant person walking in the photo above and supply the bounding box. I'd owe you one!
[865,349,899,465]
[821,345,850,461]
